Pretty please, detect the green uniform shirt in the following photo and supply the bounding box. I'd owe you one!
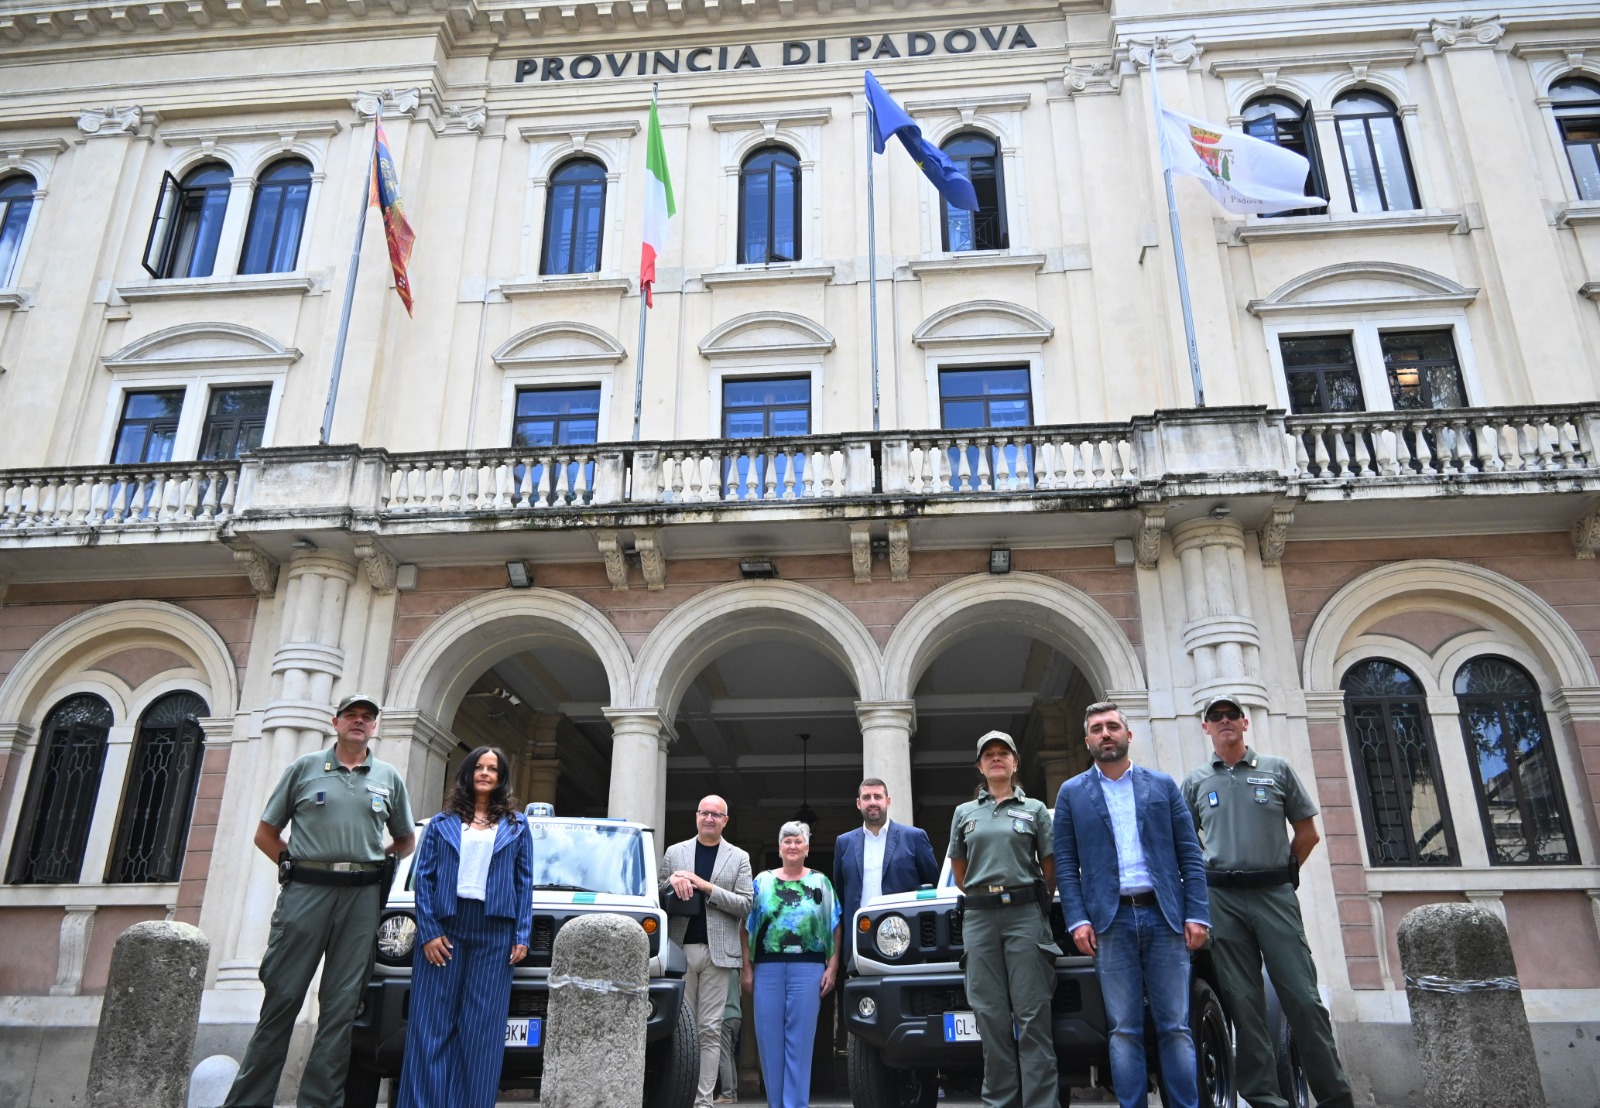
[1181,746,1316,873]
[946,786,1052,889]
[261,746,414,863]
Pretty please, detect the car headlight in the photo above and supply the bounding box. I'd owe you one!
[376,911,417,965]
[874,914,911,960]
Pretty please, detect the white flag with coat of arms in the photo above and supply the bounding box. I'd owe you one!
[1157,105,1325,215]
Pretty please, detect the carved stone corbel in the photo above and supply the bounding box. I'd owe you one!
[850,524,872,584]
[231,544,280,598]
[635,528,666,591]
[887,520,910,583]
[352,539,398,594]
[431,103,488,136]
[77,105,143,137]
[1062,60,1117,97]
[1572,505,1600,559]
[595,530,629,590]
[1134,507,1166,569]
[1428,14,1504,48]
[51,906,97,996]
[1260,503,1295,568]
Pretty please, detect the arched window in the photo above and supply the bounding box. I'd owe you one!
[6,694,113,884]
[239,158,312,275]
[0,173,37,287]
[541,157,607,276]
[142,162,232,279]
[941,132,1007,251]
[1551,77,1600,201]
[738,146,800,264]
[1454,657,1579,865]
[109,691,209,883]
[1342,660,1457,866]
[1241,97,1327,216]
[1332,91,1418,213]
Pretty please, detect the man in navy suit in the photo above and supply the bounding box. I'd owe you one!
[1053,703,1209,1108]
[833,778,938,967]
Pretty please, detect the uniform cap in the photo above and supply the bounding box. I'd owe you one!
[335,693,382,716]
[1199,695,1245,719]
[975,730,1018,757]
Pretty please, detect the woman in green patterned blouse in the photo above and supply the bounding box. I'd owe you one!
[740,820,841,1108]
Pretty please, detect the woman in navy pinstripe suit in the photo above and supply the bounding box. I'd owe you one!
[397,746,534,1108]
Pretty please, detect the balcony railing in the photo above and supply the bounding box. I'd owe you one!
[4,406,1599,542]
[0,461,239,531]
[1286,407,1595,480]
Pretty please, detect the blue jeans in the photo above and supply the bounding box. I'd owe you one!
[1094,903,1197,1108]
[750,960,824,1108]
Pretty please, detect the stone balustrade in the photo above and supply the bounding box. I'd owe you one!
[4,405,1600,544]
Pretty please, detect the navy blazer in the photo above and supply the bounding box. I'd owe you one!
[412,811,534,948]
[1053,764,1209,936]
[833,820,939,932]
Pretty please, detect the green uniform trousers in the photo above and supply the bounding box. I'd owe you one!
[225,880,382,1108]
[1209,886,1353,1108]
[961,901,1059,1108]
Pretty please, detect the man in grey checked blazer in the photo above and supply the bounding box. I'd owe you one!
[660,795,754,1108]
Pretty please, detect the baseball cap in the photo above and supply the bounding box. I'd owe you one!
[975,730,1018,757]
[335,693,382,716]
[1199,695,1245,719]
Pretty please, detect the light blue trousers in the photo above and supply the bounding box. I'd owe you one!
[750,960,824,1108]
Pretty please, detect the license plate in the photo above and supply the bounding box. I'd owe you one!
[506,1018,542,1047]
[943,1011,980,1042]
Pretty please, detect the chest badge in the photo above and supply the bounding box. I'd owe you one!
[1207,791,1219,808]
[1252,785,1269,805]
[1012,819,1031,834]
[371,795,385,813]
[963,820,977,836]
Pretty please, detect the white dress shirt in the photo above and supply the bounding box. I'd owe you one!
[456,823,496,901]
[861,822,889,906]
[1095,765,1153,895]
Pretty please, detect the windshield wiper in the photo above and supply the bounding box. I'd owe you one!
[533,882,595,892]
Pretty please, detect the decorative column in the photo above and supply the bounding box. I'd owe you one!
[855,701,917,820]
[1171,517,1267,715]
[604,709,671,829]
[215,551,357,990]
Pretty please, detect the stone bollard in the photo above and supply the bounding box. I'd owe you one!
[87,919,210,1108]
[1396,903,1545,1107]
[542,913,650,1108]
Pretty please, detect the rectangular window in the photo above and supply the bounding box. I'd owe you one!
[111,389,185,464]
[939,367,1033,429]
[1560,115,1600,201]
[512,386,601,448]
[199,385,271,460]
[1279,334,1365,414]
[722,376,811,438]
[1381,330,1466,410]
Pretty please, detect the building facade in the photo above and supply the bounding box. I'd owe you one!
[2,0,1600,1102]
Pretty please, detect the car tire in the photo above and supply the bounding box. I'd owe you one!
[847,1035,937,1108]
[643,994,698,1108]
[1274,1009,1311,1108]
[1190,978,1236,1108]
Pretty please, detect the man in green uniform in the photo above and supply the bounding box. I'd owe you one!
[948,730,1060,1108]
[225,694,416,1108]
[1180,695,1353,1108]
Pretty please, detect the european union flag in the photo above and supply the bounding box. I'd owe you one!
[865,70,979,211]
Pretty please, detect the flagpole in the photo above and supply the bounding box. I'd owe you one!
[321,105,380,446]
[866,91,881,433]
[633,83,660,443]
[1148,47,1206,408]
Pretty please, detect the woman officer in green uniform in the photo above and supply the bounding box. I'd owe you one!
[948,730,1061,1108]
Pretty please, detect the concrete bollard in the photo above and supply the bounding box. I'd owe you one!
[87,919,210,1108]
[542,913,650,1108]
[1396,903,1545,1108]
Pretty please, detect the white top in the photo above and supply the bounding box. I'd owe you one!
[1094,766,1153,895]
[861,822,889,906]
[457,823,497,901]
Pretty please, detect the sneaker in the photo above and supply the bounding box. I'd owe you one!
[714,1098,738,1104]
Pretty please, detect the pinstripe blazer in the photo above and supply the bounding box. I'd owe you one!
[412,812,534,948]
[657,837,754,968]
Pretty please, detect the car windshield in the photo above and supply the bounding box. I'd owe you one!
[529,821,648,896]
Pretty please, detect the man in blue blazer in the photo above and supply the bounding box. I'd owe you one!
[1054,703,1210,1108]
[833,778,938,967]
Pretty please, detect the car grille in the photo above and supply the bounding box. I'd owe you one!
[904,984,969,1017]
[508,991,550,1019]
[529,916,560,965]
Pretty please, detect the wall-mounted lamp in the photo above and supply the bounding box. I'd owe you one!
[739,557,778,579]
[505,561,534,589]
[988,547,1012,575]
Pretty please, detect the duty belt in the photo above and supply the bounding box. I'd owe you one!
[963,883,1045,910]
[1206,864,1296,889]
[283,859,385,888]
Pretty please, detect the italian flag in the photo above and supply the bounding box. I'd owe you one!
[640,99,676,309]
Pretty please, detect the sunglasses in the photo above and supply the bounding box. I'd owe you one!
[1206,709,1244,722]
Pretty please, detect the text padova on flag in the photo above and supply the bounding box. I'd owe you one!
[1158,106,1325,215]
